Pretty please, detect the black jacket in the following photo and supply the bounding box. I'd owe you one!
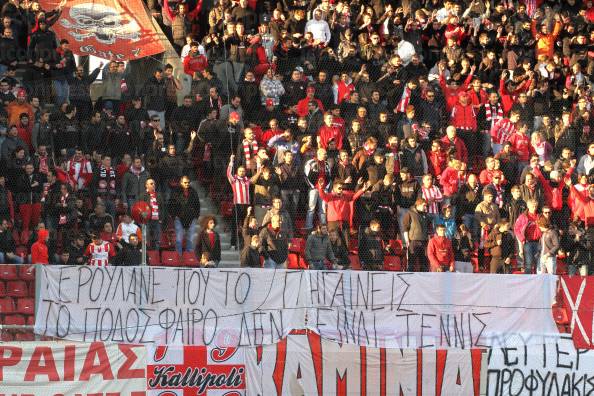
[240,246,261,267]
[141,76,167,112]
[168,187,201,228]
[113,242,142,266]
[358,227,384,269]
[14,172,44,205]
[196,230,221,262]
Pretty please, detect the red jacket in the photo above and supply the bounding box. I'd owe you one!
[533,166,573,211]
[31,229,49,264]
[439,72,473,111]
[499,78,532,114]
[439,166,461,196]
[427,235,455,271]
[318,187,365,222]
[450,101,477,131]
[467,88,488,109]
[440,135,468,164]
[336,80,355,104]
[508,132,532,162]
[427,149,447,179]
[514,211,541,243]
[318,124,343,149]
[183,53,208,76]
[570,185,594,224]
[296,97,324,117]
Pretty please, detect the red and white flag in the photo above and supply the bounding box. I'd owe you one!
[395,86,411,113]
[39,0,165,60]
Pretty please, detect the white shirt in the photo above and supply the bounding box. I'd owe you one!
[305,18,331,44]
[397,40,416,66]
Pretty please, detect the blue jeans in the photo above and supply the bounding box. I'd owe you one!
[281,189,300,223]
[305,188,326,230]
[462,214,479,242]
[308,260,326,270]
[147,219,162,250]
[53,79,69,105]
[174,218,198,254]
[0,252,24,264]
[264,258,286,269]
[397,206,410,240]
[523,241,540,274]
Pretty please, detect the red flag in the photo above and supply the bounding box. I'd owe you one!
[395,86,411,113]
[39,0,165,60]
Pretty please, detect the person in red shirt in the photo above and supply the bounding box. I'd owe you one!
[296,86,324,117]
[183,42,208,77]
[438,61,475,111]
[440,126,468,164]
[318,112,343,150]
[318,179,370,246]
[85,233,116,266]
[507,121,532,173]
[30,229,49,264]
[427,224,455,272]
[513,198,541,274]
[428,139,447,180]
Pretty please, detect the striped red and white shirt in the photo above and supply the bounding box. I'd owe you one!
[149,192,160,220]
[227,163,251,205]
[422,185,444,214]
[85,241,115,266]
[490,118,516,145]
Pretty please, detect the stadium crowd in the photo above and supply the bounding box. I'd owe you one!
[0,0,591,274]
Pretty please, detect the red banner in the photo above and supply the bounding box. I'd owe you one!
[560,276,594,349]
[39,0,165,60]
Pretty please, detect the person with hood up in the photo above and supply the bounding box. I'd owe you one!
[427,224,455,272]
[31,228,49,264]
[433,203,456,239]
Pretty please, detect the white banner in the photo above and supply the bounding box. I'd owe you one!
[485,335,594,396]
[35,266,306,346]
[304,271,560,348]
[0,342,146,395]
[35,267,559,348]
[245,331,485,395]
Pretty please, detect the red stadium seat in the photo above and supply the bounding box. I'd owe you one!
[14,331,35,341]
[349,254,360,270]
[289,238,305,254]
[3,314,25,325]
[0,296,15,313]
[16,298,34,315]
[0,330,14,341]
[6,281,27,297]
[388,239,404,255]
[161,251,181,267]
[26,315,35,326]
[0,281,5,296]
[181,252,200,267]
[383,256,402,271]
[19,265,35,281]
[147,250,161,266]
[0,265,18,280]
[287,252,308,269]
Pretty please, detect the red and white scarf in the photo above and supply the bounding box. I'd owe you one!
[395,86,411,113]
[242,139,258,161]
[491,118,516,145]
[484,103,503,128]
[97,166,116,195]
[68,158,92,189]
[149,192,160,220]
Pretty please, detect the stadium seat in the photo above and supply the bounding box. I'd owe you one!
[388,239,404,255]
[3,314,25,325]
[181,251,200,267]
[383,256,402,271]
[16,298,34,315]
[289,238,305,254]
[287,252,308,269]
[160,251,181,267]
[0,330,14,341]
[147,250,161,266]
[0,296,15,313]
[19,230,30,245]
[15,246,28,259]
[26,315,35,326]
[6,281,27,297]
[14,331,35,341]
[19,265,35,281]
[349,254,361,270]
[0,265,18,280]
[0,281,5,296]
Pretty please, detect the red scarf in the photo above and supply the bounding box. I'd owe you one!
[242,139,258,161]
[364,143,375,156]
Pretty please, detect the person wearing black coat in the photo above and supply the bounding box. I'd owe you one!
[140,70,167,129]
[196,215,221,265]
[113,234,142,266]
[237,72,260,121]
[15,163,44,236]
[240,234,261,267]
[358,219,385,271]
[169,176,200,254]
[28,21,57,61]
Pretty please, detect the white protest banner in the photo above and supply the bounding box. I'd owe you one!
[485,335,594,396]
[245,331,485,395]
[0,342,146,396]
[35,266,307,346]
[304,271,560,348]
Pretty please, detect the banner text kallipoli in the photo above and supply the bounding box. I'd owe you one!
[36,266,560,348]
